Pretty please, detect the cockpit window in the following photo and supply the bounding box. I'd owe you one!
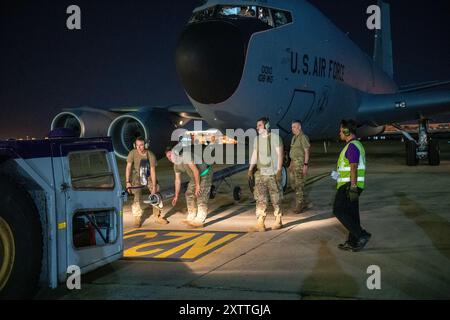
[189,5,292,28]
[257,7,273,27]
[217,6,257,18]
[272,10,292,27]
[189,6,216,24]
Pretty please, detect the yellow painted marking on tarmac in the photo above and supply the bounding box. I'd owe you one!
[154,233,240,259]
[123,231,158,240]
[124,246,164,257]
[124,232,200,258]
[140,232,200,247]
[58,222,67,230]
[123,228,140,235]
[123,231,159,257]
[180,233,240,259]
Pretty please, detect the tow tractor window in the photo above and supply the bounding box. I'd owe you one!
[68,150,115,190]
[73,210,118,248]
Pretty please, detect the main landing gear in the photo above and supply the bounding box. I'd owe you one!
[399,119,440,166]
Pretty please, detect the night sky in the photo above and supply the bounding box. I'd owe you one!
[1,0,449,139]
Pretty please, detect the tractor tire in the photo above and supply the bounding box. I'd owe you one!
[0,175,43,299]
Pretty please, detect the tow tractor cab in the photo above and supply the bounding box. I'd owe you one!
[0,129,125,299]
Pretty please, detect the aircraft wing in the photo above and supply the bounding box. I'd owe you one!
[166,104,202,119]
[357,89,450,126]
[108,104,202,119]
[399,80,450,93]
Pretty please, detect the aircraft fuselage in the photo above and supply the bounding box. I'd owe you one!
[176,0,397,141]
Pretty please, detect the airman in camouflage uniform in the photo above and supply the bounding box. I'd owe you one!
[166,147,213,228]
[248,117,284,232]
[126,137,168,228]
[289,120,311,213]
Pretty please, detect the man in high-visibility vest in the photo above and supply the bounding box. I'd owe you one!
[333,120,371,252]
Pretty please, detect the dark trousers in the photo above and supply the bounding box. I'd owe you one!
[333,184,364,244]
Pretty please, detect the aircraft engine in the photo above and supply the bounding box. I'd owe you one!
[50,107,118,138]
[107,108,174,159]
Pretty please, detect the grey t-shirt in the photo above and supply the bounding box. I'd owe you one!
[253,132,283,175]
[127,149,157,184]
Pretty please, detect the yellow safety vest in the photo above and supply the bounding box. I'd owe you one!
[337,140,366,189]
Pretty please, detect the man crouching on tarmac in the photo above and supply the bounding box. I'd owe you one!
[165,146,213,228]
[247,117,284,232]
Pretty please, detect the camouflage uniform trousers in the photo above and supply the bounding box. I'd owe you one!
[185,170,213,223]
[290,160,306,208]
[131,174,161,219]
[254,172,282,218]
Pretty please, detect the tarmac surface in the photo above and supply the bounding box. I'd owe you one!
[37,139,450,300]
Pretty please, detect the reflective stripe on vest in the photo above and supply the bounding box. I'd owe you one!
[336,140,366,189]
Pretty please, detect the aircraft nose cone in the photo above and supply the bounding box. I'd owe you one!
[175,21,245,104]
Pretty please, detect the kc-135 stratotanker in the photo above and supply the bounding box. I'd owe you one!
[3,0,450,299]
[51,0,450,164]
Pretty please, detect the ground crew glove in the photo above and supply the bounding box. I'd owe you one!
[348,185,359,202]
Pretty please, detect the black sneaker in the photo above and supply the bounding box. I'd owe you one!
[338,241,357,251]
[351,234,371,252]
[361,230,372,238]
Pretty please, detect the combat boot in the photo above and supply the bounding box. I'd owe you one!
[294,202,304,214]
[272,216,283,230]
[187,220,204,228]
[182,213,197,225]
[134,216,143,228]
[154,215,169,225]
[151,208,168,224]
[249,216,266,232]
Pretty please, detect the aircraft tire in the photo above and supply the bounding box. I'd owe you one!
[248,172,255,195]
[209,185,217,199]
[428,139,440,166]
[0,175,42,299]
[281,166,288,192]
[233,186,241,202]
[405,140,418,166]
